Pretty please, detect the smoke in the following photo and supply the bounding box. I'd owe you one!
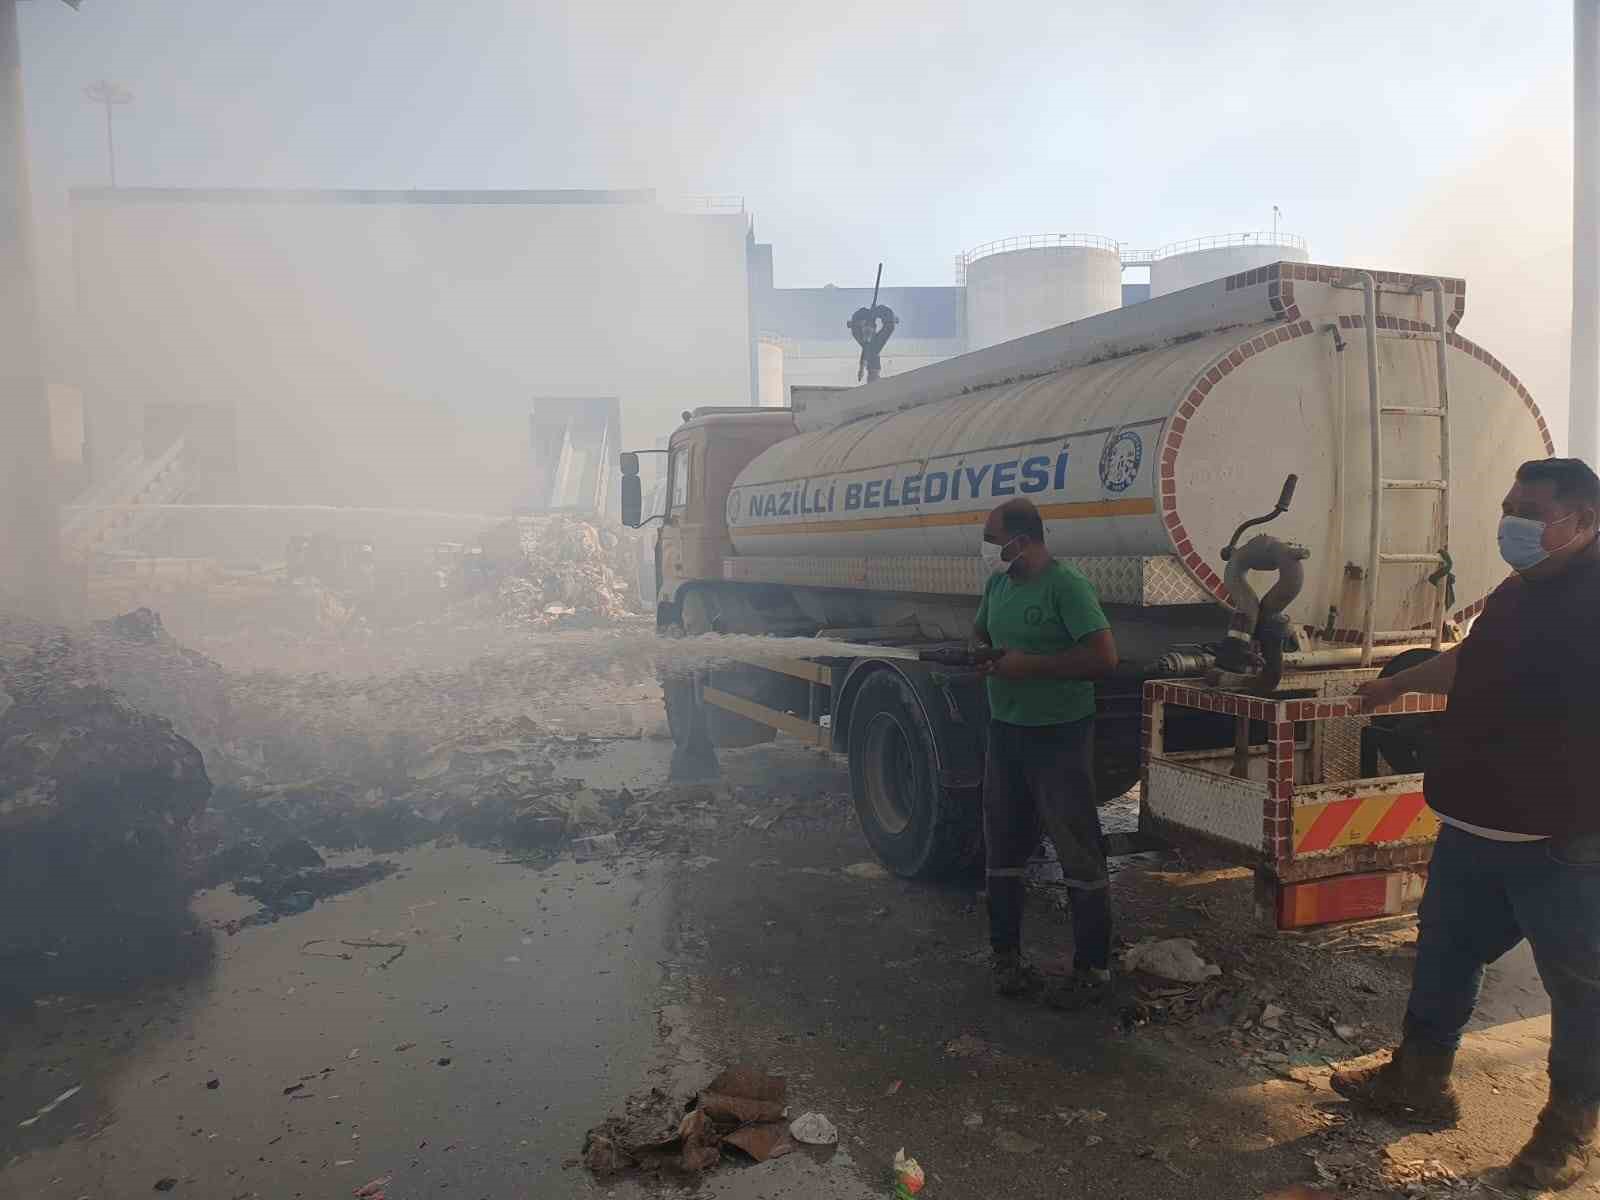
[1374,82,1573,452]
[69,194,752,518]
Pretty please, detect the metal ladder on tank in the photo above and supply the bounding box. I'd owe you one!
[1337,271,1454,665]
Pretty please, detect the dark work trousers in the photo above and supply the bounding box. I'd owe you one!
[1406,822,1600,1104]
[982,717,1111,971]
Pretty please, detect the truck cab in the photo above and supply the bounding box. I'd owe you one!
[649,408,798,609]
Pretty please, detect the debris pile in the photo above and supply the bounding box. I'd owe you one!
[583,1066,808,1178]
[0,642,212,987]
[461,515,645,627]
[1300,1107,1467,1196]
[210,835,400,930]
[1122,959,1378,1090]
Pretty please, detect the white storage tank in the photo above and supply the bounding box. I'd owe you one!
[757,335,787,407]
[1149,233,1310,298]
[961,235,1122,351]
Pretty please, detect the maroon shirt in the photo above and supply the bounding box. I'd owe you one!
[1426,545,1600,836]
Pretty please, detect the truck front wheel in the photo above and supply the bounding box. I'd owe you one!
[661,607,719,780]
[847,669,980,880]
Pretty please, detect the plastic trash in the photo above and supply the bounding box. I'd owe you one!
[893,1148,925,1196]
[843,861,890,880]
[1120,937,1221,984]
[789,1111,838,1145]
[17,1084,82,1129]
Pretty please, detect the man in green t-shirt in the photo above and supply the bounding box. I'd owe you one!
[973,498,1118,1007]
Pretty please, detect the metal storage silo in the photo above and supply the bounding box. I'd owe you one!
[960,235,1122,351]
[1148,233,1309,298]
[757,335,787,407]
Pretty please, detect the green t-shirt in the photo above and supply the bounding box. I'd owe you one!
[975,559,1111,726]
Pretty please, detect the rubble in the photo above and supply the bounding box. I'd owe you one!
[0,664,211,991]
[788,1111,838,1145]
[230,861,399,928]
[458,515,646,627]
[583,1066,802,1180]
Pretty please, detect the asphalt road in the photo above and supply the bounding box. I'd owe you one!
[0,735,1566,1200]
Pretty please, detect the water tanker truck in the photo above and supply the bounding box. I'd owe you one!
[619,262,1553,927]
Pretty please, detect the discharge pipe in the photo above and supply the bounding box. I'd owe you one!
[1212,475,1308,690]
[1153,640,1435,677]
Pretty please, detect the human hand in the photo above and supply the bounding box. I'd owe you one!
[1355,677,1402,712]
[979,650,1033,680]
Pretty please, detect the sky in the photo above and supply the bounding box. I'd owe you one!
[17,0,1580,440]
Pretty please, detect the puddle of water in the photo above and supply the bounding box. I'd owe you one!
[1,843,671,1198]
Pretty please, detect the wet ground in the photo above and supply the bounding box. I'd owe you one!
[0,733,1566,1199]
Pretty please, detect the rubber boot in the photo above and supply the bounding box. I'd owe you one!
[1329,1040,1461,1125]
[991,948,1036,998]
[1503,1092,1600,1193]
[1043,967,1112,1011]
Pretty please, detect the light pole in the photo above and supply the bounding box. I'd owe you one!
[83,78,130,187]
[1272,205,1281,242]
[1573,0,1600,464]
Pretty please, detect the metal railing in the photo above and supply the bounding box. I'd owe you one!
[953,231,1308,281]
[1143,231,1307,261]
[962,233,1121,262]
[957,234,1122,285]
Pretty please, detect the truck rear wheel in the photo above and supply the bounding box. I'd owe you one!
[848,669,980,880]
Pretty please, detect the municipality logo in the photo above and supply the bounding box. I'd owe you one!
[1098,430,1142,493]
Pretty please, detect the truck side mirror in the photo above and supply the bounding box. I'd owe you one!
[619,452,640,477]
[621,474,642,527]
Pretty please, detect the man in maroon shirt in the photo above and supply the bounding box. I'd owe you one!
[1333,457,1600,1192]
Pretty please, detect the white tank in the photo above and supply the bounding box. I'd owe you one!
[1149,233,1310,298]
[727,263,1553,641]
[962,236,1122,351]
[757,336,786,407]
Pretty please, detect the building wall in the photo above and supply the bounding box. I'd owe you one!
[70,189,752,513]
[778,337,967,390]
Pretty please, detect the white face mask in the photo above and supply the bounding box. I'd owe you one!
[981,534,1020,575]
[1498,512,1580,572]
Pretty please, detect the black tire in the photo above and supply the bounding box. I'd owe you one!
[1095,765,1141,804]
[1366,647,1442,774]
[847,669,980,880]
[660,612,719,780]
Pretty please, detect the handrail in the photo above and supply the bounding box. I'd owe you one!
[960,233,1122,265]
[954,231,1309,282]
[1145,231,1307,260]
